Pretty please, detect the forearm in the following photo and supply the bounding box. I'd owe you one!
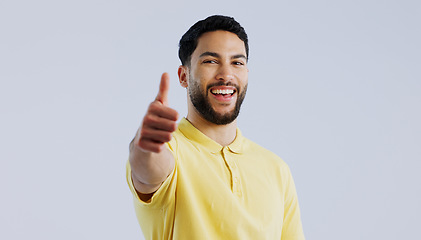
[129,139,175,193]
[128,73,178,194]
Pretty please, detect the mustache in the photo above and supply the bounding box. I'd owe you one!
[206,82,239,92]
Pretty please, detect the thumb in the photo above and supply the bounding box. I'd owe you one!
[155,72,170,106]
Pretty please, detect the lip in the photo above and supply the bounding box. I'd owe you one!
[210,86,236,93]
[209,86,237,102]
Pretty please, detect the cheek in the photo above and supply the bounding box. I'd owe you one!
[193,73,211,88]
[188,78,206,94]
[236,68,248,78]
[196,68,215,80]
[239,73,248,86]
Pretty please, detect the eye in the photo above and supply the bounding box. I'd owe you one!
[233,61,245,66]
[203,59,218,64]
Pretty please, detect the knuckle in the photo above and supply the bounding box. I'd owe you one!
[146,105,156,115]
[155,145,164,153]
[149,101,161,111]
[165,121,176,132]
[143,115,153,125]
[170,111,179,121]
[138,140,148,150]
[139,128,149,137]
[149,101,158,108]
[163,133,172,142]
[143,115,158,126]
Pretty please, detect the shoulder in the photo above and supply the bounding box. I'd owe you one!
[242,137,284,161]
[241,136,290,170]
[167,128,193,152]
[239,137,295,193]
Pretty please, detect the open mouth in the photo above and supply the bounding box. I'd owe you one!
[210,88,236,96]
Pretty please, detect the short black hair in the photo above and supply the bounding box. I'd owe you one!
[178,15,249,66]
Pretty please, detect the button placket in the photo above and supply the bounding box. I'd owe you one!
[223,147,242,197]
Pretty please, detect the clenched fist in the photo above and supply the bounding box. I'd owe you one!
[134,73,179,153]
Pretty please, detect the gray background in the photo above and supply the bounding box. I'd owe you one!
[1,0,420,239]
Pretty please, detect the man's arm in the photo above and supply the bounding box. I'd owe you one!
[129,73,179,200]
[281,167,305,239]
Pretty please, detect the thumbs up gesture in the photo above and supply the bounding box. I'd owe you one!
[135,73,179,153]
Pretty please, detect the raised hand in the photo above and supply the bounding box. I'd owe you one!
[135,73,179,153]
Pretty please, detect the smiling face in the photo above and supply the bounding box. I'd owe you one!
[179,30,249,125]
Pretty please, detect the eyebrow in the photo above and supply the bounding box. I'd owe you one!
[199,51,248,60]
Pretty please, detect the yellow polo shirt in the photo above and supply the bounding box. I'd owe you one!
[126,118,304,240]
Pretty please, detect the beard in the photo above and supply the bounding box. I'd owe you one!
[188,79,247,125]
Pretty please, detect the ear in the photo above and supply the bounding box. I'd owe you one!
[178,65,189,88]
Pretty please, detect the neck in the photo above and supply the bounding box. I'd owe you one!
[186,109,238,147]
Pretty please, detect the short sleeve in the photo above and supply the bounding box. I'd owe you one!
[125,136,178,208]
[281,166,305,240]
[125,137,179,240]
[126,159,177,208]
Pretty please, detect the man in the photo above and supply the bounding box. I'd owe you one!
[127,15,305,239]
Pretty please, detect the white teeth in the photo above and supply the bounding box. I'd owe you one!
[212,89,234,95]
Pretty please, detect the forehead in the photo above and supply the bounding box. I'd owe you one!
[192,30,247,58]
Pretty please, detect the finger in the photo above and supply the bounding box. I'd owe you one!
[148,102,179,121]
[143,114,178,132]
[155,72,170,106]
[140,128,173,143]
[137,139,166,153]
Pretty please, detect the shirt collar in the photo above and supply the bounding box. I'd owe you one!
[177,118,245,154]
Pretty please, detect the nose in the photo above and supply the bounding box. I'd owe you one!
[215,64,234,82]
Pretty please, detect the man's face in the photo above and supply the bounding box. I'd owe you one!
[186,30,248,125]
